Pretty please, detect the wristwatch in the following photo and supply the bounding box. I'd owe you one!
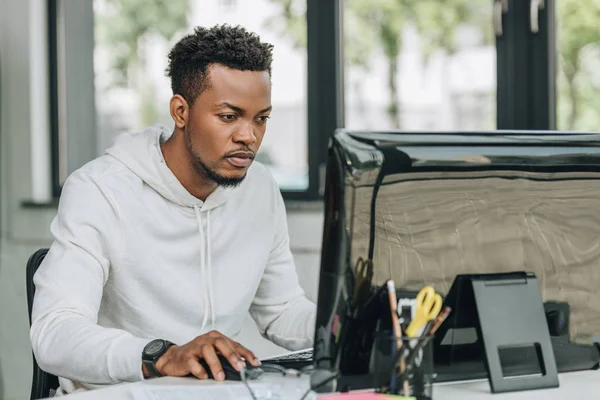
[142,339,173,378]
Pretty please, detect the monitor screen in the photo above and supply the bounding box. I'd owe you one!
[314,129,600,376]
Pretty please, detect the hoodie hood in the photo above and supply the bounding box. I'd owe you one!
[105,124,235,331]
[105,124,232,211]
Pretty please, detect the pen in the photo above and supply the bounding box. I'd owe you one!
[386,280,402,394]
[387,280,409,396]
[429,306,452,335]
[403,321,435,372]
[421,320,434,337]
[399,306,453,381]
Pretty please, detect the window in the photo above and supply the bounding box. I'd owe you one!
[556,0,600,131]
[48,0,565,202]
[93,0,310,192]
[343,0,496,131]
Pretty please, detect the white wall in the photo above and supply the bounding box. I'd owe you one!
[0,1,324,398]
[0,2,65,394]
[0,0,59,242]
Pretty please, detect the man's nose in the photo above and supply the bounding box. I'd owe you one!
[234,121,257,145]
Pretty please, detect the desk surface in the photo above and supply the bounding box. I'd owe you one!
[58,370,600,399]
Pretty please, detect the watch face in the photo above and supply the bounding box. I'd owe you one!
[144,340,165,356]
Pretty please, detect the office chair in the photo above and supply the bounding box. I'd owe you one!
[26,248,60,399]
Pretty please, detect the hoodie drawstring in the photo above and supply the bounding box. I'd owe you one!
[194,205,215,332]
[206,209,215,329]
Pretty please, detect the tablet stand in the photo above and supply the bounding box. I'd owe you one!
[435,272,559,393]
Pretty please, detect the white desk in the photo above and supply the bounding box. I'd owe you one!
[57,370,600,399]
[434,370,600,399]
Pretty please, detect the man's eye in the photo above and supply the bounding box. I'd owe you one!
[220,114,236,121]
[257,115,270,123]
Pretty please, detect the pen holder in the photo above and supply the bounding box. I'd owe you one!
[372,332,434,400]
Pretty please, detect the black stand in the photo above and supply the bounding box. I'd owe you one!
[435,272,559,393]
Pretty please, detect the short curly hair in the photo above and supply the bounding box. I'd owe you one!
[166,24,274,105]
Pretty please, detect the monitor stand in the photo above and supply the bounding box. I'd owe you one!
[434,272,559,393]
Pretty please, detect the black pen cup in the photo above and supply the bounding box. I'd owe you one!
[372,332,434,399]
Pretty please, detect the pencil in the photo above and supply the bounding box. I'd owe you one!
[429,306,452,335]
[386,280,403,344]
[387,280,409,396]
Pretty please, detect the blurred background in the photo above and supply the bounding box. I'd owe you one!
[1,0,598,398]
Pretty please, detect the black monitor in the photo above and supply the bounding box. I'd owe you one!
[314,129,600,387]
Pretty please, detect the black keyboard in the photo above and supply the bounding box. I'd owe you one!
[261,349,313,369]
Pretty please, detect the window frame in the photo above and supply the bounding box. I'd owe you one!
[48,0,61,199]
[48,0,96,200]
[302,0,344,200]
[496,0,556,130]
[48,0,345,202]
[48,0,559,201]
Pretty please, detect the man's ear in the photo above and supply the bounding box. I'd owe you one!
[170,94,189,129]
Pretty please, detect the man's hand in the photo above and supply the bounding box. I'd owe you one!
[144,331,261,381]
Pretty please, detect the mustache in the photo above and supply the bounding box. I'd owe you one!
[223,148,255,158]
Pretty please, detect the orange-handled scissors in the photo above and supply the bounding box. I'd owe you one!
[405,286,442,337]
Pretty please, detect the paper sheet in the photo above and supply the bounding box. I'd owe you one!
[319,394,415,399]
[130,384,258,400]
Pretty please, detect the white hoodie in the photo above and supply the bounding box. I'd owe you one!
[30,125,316,393]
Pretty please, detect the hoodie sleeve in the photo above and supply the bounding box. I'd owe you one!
[249,183,317,351]
[30,171,152,385]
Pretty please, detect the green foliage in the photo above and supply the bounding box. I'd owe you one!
[264,0,600,131]
[96,0,600,132]
[264,0,307,49]
[346,0,409,127]
[556,0,600,130]
[96,0,190,85]
[409,0,492,59]
[343,0,377,69]
[267,0,492,128]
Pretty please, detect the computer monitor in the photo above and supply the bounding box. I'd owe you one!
[314,129,600,385]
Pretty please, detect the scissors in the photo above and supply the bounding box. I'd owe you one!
[405,286,442,337]
[352,257,373,306]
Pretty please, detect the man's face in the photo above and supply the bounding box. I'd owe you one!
[184,64,272,187]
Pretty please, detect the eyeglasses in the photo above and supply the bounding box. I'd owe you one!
[241,363,338,400]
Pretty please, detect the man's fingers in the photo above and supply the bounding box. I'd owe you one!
[187,358,208,380]
[201,345,225,381]
[235,343,260,367]
[214,338,245,371]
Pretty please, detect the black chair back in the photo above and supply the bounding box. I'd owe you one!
[26,248,60,399]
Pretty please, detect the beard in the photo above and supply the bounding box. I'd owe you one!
[184,124,247,188]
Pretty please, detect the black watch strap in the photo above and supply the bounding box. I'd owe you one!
[143,359,163,378]
[142,339,173,378]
